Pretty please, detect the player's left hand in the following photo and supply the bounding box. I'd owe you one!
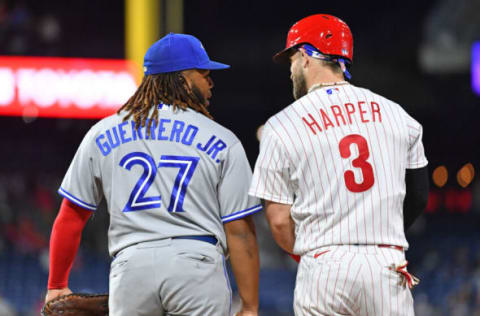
[45,287,72,303]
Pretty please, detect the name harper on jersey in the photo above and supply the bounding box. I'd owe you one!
[302,101,382,135]
[95,119,227,163]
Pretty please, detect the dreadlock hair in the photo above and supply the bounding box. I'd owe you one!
[117,72,212,136]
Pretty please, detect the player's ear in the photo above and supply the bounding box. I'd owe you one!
[295,48,308,68]
[301,53,310,69]
[179,70,192,89]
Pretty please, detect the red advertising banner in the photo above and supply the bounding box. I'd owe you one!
[0,56,139,119]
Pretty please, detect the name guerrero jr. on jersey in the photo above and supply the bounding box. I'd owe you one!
[95,112,227,164]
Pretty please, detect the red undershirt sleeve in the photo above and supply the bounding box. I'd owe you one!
[288,253,301,263]
[47,198,93,290]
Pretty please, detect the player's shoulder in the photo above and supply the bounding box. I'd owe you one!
[263,109,286,134]
[263,92,311,131]
[351,85,411,113]
[353,85,423,127]
[88,112,124,135]
[68,113,123,151]
[348,84,395,104]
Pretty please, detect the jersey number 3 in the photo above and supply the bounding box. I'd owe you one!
[339,134,374,193]
[119,152,199,213]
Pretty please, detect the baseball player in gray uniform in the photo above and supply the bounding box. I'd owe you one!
[45,33,261,316]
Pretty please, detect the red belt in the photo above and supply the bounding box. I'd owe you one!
[291,244,404,264]
[378,244,404,251]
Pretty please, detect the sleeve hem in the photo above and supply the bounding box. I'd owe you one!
[248,191,294,205]
[222,204,262,223]
[58,187,97,211]
[47,283,69,290]
[406,160,428,169]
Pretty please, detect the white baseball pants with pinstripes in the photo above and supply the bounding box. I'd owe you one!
[294,245,414,316]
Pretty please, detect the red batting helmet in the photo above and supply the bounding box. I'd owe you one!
[273,14,353,64]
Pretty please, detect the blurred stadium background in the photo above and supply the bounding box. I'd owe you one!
[0,0,479,315]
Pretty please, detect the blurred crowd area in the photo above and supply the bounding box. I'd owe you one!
[0,0,62,57]
[0,0,479,315]
[0,168,479,315]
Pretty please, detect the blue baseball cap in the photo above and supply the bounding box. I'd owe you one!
[143,33,230,75]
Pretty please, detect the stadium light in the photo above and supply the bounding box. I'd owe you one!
[432,165,448,188]
[457,163,475,188]
[473,41,480,96]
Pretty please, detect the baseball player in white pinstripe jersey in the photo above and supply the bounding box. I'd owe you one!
[249,15,429,315]
[45,33,261,316]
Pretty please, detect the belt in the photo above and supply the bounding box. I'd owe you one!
[378,244,404,251]
[172,235,218,246]
[349,244,404,251]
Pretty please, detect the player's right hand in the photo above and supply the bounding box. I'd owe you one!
[45,287,72,303]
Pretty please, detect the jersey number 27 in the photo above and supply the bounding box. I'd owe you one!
[119,152,199,213]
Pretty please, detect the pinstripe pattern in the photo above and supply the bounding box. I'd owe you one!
[249,84,428,253]
[294,245,414,315]
[249,84,427,315]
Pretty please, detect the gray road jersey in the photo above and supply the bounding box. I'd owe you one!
[59,104,261,256]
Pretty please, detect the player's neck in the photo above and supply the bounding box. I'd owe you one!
[306,70,347,93]
[307,78,349,93]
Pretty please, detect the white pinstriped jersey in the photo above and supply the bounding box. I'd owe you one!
[249,84,427,255]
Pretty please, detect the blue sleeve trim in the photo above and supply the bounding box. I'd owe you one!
[58,187,97,211]
[222,204,262,223]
